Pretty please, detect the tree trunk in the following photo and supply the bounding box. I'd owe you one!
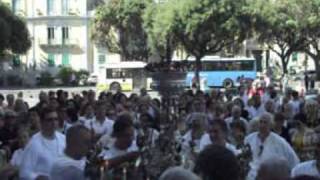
[313,56,320,81]
[281,57,288,75]
[194,57,201,90]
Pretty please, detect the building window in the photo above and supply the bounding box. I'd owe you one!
[98,54,106,64]
[62,27,69,44]
[62,0,69,15]
[47,0,55,15]
[47,27,55,44]
[62,53,70,66]
[12,0,22,14]
[48,54,55,67]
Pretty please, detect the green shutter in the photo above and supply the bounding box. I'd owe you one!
[13,55,21,67]
[292,52,298,62]
[62,53,70,66]
[98,54,106,64]
[48,54,55,67]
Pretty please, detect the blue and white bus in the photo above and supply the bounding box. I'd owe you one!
[177,56,257,88]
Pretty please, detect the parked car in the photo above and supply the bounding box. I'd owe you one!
[87,74,98,85]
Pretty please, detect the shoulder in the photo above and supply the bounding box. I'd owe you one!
[245,132,258,142]
[55,131,66,140]
[292,160,316,176]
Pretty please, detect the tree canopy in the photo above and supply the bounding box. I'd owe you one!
[0,3,31,56]
[248,0,309,74]
[92,0,152,61]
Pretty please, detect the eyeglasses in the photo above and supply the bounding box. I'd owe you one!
[258,145,264,157]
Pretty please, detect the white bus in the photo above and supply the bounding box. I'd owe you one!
[97,61,152,92]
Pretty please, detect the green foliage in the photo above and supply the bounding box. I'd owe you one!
[0,3,31,55]
[247,0,309,74]
[92,0,152,61]
[58,67,74,85]
[38,72,54,86]
[143,1,181,61]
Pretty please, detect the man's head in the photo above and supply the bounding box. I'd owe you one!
[39,91,48,102]
[208,119,228,143]
[259,113,273,137]
[264,100,275,113]
[112,113,134,150]
[39,108,59,137]
[195,144,239,180]
[256,157,290,180]
[238,85,245,95]
[6,94,15,106]
[231,105,242,119]
[0,93,4,105]
[253,94,261,107]
[65,125,91,159]
[159,167,200,180]
[95,101,106,120]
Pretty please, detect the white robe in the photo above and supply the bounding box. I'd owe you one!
[10,148,24,168]
[245,132,299,180]
[181,130,202,154]
[19,132,66,180]
[291,160,320,178]
[100,142,138,160]
[50,153,86,180]
[199,133,240,155]
[85,117,114,136]
[246,105,265,119]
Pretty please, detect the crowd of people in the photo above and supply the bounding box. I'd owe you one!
[0,84,320,180]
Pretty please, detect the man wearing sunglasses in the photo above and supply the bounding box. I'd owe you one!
[19,108,65,180]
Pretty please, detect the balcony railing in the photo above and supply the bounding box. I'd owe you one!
[38,38,84,54]
[39,38,79,46]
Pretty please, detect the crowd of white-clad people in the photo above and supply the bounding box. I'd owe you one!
[0,84,320,180]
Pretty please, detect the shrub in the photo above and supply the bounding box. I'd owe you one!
[57,67,74,85]
[38,72,54,86]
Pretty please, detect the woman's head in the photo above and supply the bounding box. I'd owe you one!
[112,113,134,150]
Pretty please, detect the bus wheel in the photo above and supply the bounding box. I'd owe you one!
[110,82,121,92]
[223,79,233,89]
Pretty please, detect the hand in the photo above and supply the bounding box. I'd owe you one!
[35,175,49,180]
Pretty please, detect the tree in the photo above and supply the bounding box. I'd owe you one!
[0,3,31,56]
[248,0,308,75]
[143,1,181,62]
[169,0,250,87]
[300,0,320,80]
[92,0,152,61]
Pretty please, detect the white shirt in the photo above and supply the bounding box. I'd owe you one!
[291,160,320,178]
[247,105,265,119]
[199,133,240,155]
[181,130,202,154]
[50,153,86,180]
[85,117,114,136]
[10,148,24,168]
[289,99,301,115]
[19,132,66,180]
[245,132,299,180]
[101,142,138,160]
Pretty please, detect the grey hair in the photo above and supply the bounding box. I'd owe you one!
[257,157,290,180]
[159,167,200,180]
[259,112,274,127]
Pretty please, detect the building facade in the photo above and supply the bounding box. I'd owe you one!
[2,0,96,72]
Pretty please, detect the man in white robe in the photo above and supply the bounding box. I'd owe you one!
[245,112,299,180]
[199,120,239,155]
[50,125,91,180]
[291,143,320,178]
[247,95,265,119]
[85,102,114,140]
[100,113,139,168]
[20,108,66,180]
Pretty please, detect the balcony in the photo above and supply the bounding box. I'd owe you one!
[39,38,84,54]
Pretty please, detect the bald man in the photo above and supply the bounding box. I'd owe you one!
[50,125,91,180]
